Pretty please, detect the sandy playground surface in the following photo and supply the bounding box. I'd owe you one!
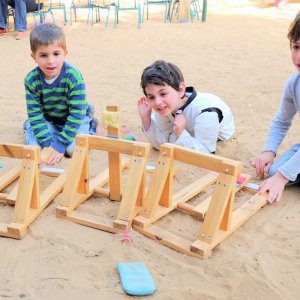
[0,1,300,299]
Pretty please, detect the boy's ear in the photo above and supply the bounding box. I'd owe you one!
[179,82,186,98]
[31,52,36,61]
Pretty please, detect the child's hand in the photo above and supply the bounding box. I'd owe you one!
[138,96,152,131]
[174,114,186,137]
[250,151,275,178]
[41,147,64,166]
[138,96,151,118]
[259,172,289,203]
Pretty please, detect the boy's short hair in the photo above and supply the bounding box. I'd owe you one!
[141,60,185,95]
[288,11,300,44]
[30,23,66,53]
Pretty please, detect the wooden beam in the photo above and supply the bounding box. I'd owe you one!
[200,173,235,243]
[60,141,88,207]
[159,145,174,208]
[0,165,21,191]
[0,144,26,158]
[140,146,172,219]
[106,106,122,201]
[174,145,237,175]
[115,143,150,226]
[89,136,136,154]
[13,148,39,223]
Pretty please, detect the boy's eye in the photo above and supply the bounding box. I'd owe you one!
[147,96,154,101]
[54,52,61,56]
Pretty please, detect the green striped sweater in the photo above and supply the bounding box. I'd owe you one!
[25,62,88,154]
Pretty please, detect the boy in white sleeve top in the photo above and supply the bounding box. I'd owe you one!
[251,12,300,203]
[137,60,234,154]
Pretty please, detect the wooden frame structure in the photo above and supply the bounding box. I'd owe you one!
[56,134,150,233]
[0,144,66,239]
[133,144,267,259]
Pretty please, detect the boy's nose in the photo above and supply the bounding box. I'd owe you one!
[154,97,162,105]
[47,55,55,63]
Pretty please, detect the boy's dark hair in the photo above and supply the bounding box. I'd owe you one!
[288,11,300,44]
[30,23,66,53]
[141,60,185,95]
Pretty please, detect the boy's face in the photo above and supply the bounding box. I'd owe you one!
[31,42,68,80]
[291,39,300,72]
[145,83,186,116]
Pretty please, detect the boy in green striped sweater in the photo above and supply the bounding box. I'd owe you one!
[24,23,95,165]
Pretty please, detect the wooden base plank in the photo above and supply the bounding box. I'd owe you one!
[133,223,203,259]
[113,218,131,231]
[64,211,120,234]
[176,202,205,219]
[0,222,26,239]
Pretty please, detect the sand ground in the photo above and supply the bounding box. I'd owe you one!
[0,2,300,299]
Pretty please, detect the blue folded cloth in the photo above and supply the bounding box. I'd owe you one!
[117,262,156,296]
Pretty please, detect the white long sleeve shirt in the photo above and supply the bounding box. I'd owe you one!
[143,87,235,153]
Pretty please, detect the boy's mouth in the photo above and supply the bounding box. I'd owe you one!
[46,67,56,71]
[157,106,168,114]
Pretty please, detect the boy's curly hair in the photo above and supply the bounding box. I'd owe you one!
[141,60,184,95]
[30,23,66,53]
[288,11,300,44]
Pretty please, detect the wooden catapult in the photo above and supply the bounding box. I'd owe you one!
[0,144,65,239]
[56,105,151,233]
[56,134,150,233]
[133,144,268,259]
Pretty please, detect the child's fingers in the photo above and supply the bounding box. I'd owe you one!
[267,187,280,203]
[46,155,55,166]
[260,182,278,204]
[259,179,266,190]
[139,96,148,104]
[46,153,63,166]
[257,160,266,178]
[276,189,283,202]
[264,162,272,174]
[47,154,58,166]
[259,183,272,203]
